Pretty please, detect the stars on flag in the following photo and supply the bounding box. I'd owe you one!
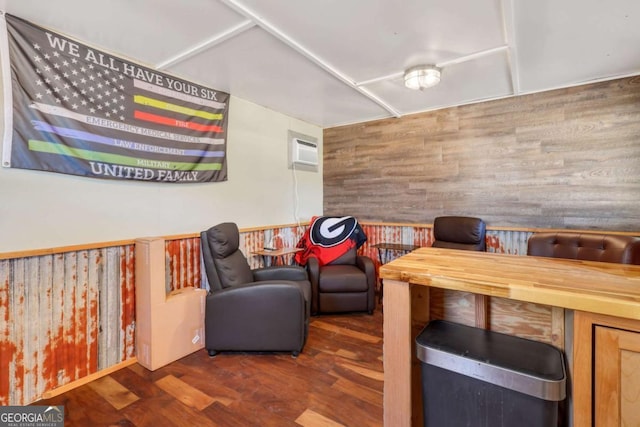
[31,42,127,121]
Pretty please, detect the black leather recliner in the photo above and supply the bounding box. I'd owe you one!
[307,247,376,315]
[200,222,311,357]
[432,216,487,251]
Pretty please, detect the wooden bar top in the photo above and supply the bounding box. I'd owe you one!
[379,247,640,321]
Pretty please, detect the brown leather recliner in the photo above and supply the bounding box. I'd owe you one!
[200,222,311,357]
[432,216,487,251]
[307,248,376,315]
[527,232,640,264]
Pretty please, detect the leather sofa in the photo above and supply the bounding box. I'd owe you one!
[527,232,640,264]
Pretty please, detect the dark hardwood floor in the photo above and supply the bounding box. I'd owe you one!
[37,307,384,427]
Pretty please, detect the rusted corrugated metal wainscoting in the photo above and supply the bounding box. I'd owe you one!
[241,225,308,269]
[165,237,201,291]
[358,223,532,266]
[163,226,308,291]
[0,224,545,405]
[0,245,135,406]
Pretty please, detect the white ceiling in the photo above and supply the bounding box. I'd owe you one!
[1,0,639,128]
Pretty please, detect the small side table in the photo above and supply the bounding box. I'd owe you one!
[252,247,303,267]
[372,243,421,304]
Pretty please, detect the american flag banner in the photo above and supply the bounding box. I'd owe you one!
[1,14,228,183]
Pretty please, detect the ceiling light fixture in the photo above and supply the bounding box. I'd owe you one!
[404,65,441,90]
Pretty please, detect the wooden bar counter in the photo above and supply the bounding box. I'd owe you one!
[379,247,640,426]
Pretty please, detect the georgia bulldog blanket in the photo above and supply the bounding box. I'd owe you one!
[295,216,367,266]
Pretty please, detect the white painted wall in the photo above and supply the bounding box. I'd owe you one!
[0,95,323,252]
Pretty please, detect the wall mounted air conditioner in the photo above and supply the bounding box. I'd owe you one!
[292,137,319,166]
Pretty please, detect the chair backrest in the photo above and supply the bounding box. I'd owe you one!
[327,247,357,266]
[201,222,254,290]
[432,216,486,251]
[527,232,640,265]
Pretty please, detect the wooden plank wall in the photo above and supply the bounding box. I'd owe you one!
[323,76,640,231]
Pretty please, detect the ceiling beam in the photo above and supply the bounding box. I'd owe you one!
[218,0,402,118]
[436,45,508,68]
[155,20,255,70]
[355,46,509,87]
[500,0,521,95]
[356,71,404,87]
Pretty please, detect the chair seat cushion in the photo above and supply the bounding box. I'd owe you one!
[319,265,368,293]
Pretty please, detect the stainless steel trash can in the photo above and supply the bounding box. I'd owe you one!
[416,320,566,427]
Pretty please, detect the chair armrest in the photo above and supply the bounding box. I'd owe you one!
[356,255,374,272]
[306,257,320,315]
[356,255,377,313]
[306,257,320,280]
[356,255,376,285]
[207,281,305,310]
[252,265,308,281]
